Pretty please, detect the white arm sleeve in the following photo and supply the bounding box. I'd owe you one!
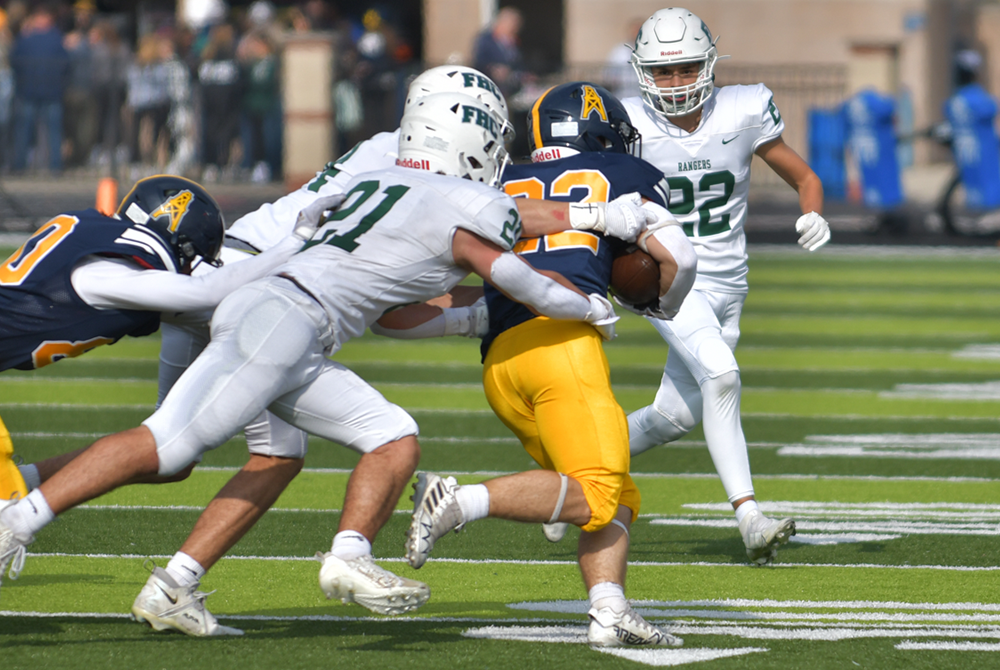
[72,234,302,312]
[637,200,680,236]
[370,314,448,340]
[650,225,697,319]
[489,253,593,321]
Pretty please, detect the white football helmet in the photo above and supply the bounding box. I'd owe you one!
[630,8,722,118]
[397,92,511,188]
[404,65,515,142]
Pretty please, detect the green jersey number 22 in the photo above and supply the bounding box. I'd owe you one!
[301,180,410,252]
[667,170,735,237]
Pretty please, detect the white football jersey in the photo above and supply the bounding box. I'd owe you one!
[225,131,401,252]
[279,165,521,352]
[623,85,784,293]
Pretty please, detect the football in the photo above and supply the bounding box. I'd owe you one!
[610,246,660,306]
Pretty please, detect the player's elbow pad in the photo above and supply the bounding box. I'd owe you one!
[489,252,592,320]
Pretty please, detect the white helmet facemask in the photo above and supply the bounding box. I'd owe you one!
[404,65,515,143]
[397,93,511,189]
[630,8,724,118]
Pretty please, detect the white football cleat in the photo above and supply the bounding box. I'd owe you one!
[542,522,568,543]
[317,552,430,615]
[0,500,31,591]
[587,604,683,647]
[739,509,796,566]
[131,566,243,636]
[405,472,465,569]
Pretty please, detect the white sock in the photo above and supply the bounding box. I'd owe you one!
[165,551,206,588]
[331,530,372,561]
[1,489,54,538]
[734,499,759,524]
[454,483,489,523]
[18,464,40,491]
[589,582,627,613]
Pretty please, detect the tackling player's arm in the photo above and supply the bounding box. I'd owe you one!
[451,227,617,334]
[756,137,830,251]
[624,201,698,320]
[516,193,654,242]
[73,195,342,314]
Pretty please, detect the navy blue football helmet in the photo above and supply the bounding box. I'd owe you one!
[527,81,641,160]
[117,175,225,273]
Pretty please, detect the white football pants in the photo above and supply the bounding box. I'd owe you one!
[158,245,310,459]
[627,288,755,503]
[146,277,418,476]
[158,321,309,459]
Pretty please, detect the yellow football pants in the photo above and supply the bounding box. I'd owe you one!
[0,414,28,500]
[483,317,640,532]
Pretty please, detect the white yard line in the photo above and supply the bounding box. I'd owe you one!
[22,552,1000,571]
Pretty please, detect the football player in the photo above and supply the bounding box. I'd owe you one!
[0,94,627,633]
[0,174,329,497]
[623,8,830,565]
[10,66,657,636]
[403,82,694,647]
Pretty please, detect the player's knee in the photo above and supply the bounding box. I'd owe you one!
[140,460,196,484]
[616,476,641,523]
[369,434,421,470]
[246,453,305,476]
[695,338,739,378]
[704,369,741,399]
[631,404,693,449]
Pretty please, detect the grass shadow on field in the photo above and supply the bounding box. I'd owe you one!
[3,572,117,587]
[234,618,476,650]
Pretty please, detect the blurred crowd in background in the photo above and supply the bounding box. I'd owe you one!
[0,0,424,184]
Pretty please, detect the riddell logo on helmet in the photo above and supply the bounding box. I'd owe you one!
[661,50,683,56]
[531,147,564,162]
[396,157,431,170]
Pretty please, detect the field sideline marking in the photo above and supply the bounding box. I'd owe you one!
[652,516,1000,537]
[22,552,1000,571]
[897,640,1000,651]
[10,401,1000,423]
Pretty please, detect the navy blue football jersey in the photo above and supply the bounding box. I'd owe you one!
[481,152,669,357]
[0,210,172,371]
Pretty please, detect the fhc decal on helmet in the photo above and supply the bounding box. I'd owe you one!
[461,104,502,139]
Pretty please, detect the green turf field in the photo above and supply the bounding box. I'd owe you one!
[4,245,1000,669]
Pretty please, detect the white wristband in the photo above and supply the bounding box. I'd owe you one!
[568,202,607,233]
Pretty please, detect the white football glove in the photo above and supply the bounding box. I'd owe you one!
[293,194,347,241]
[604,192,655,242]
[585,293,619,341]
[612,294,670,321]
[466,296,489,339]
[795,211,830,251]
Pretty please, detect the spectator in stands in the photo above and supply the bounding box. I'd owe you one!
[160,31,195,176]
[244,0,282,45]
[300,0,335,31]
[354,9,397,138]
[89,19,131,170]
[0,9,14,172]
[10,3,70,173]
[237,30,282,183]
[63,11,96,168]
[472,6,526,100]
[603,18,643,100]
[126,34,172,171]
[197,22,242,182]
